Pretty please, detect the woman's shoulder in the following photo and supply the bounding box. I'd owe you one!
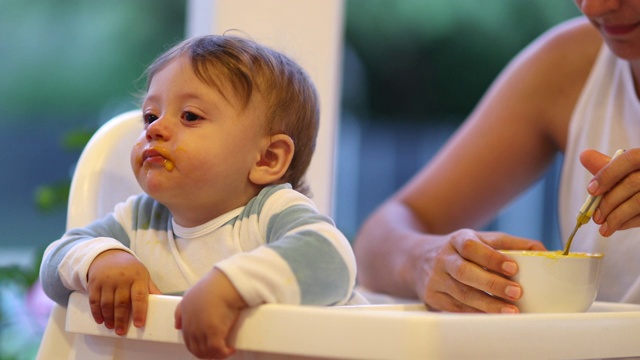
[490,17,604,151]
[546,16,601,49]
[526,16,602,70]
[498,16,602,97]
[528,17,603,148]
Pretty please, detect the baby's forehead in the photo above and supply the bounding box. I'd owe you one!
[199,69,269,121]
[149,52,268,118]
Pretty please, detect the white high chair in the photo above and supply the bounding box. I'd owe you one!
[30,104,415,359]
[30,111,423,360]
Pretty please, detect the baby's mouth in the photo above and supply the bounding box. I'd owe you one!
[142,147,175,171]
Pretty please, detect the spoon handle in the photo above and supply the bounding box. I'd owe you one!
[562,149,625,255]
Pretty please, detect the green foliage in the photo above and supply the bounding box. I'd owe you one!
[61,128,96,151]
[33,127,96,213]
[0,249,43,290]
[34,180,71,213]
[344,0,581,122]
[0,248,46,360]
[0,0,186,124]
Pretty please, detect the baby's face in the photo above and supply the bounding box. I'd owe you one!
[131,55,269,226]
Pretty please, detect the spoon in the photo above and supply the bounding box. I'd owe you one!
[563,149,625,255]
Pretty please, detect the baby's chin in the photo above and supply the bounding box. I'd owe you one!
[137,173,175,199]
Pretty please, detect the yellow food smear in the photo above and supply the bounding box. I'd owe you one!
[164,159,175,171]
[510,250,603,259]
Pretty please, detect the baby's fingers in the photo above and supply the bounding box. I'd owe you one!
[130,281,150,328]
[174,304,183,330]
[113,287,132,336]
[149,279,162,295]
[88,287,107,325]
[184,334,235,359]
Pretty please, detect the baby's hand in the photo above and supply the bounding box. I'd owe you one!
[87,249,161,335]
[175,268,248,359]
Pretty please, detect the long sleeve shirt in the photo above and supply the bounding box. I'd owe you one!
[40,184,359,307]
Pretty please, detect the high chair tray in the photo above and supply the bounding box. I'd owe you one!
[65,292,640,359]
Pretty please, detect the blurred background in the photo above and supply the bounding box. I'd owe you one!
[0,1,580,358]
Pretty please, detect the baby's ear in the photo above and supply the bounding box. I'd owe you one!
[249,134,294,185]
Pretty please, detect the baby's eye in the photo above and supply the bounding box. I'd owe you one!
[143,113,158,125]
[183,111,201,122]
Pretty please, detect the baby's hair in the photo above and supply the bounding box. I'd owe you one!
[143,34,320,196]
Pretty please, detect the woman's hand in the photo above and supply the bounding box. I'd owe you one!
[580,148,640,236]
[418,229,545,313]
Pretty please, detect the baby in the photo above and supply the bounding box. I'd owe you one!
[40,34,361,359]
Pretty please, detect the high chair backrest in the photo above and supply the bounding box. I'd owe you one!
[66,110,144,230]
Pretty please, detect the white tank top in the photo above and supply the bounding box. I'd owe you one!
[560,45,640,303]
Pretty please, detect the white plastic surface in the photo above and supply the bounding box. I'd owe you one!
[66,110,144,230]
[34,291,640,360]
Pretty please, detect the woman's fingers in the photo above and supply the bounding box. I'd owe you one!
[581,149,640,236]
[423,232,530,313]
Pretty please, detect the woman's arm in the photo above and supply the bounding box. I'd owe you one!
[354,17,602,312]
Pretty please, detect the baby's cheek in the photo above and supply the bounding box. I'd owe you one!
[131,142,143,164]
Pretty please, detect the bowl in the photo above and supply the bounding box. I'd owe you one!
[499,250,604,313]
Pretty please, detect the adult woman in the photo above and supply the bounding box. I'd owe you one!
[355,0,640,313]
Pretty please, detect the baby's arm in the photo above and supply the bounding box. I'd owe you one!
[174,268,247,359]
[216,187,357,307]
[174,186,356,359]
[40,213,136,305]
[40,195,163,334]
[88,249,161,336]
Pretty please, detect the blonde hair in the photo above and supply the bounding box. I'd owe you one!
[144,34,319,196]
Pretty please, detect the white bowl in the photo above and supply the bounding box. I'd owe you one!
[500,250,604,313]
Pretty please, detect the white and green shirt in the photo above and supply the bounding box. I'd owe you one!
[40,184,359,307]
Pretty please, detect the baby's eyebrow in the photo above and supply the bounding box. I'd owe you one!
[141,94,160,107]
[177,92,207,102]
